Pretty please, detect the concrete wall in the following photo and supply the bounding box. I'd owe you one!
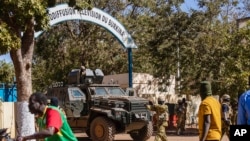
[103,73,176,103]
[237,17,250,28]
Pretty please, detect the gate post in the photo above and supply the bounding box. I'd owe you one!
[128,48,133,88]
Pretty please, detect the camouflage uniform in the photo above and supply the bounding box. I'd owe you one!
[58,106,67,118]
[147,97,169,141]
[175,99,187,135]
[221,94,232,139]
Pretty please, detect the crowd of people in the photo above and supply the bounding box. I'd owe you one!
[150,80,246,141]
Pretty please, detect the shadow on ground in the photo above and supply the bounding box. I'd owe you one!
[77,137,91,141]
[77,137,133,141]
[76,127,199,141]
[166,127,199,136]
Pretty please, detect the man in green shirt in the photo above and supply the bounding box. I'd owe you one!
[17,92,77,141]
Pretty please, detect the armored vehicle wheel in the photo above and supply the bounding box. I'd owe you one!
[129,121,153,141]
[90,117,116,141]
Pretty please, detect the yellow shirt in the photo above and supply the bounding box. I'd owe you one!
[198,96,222,140]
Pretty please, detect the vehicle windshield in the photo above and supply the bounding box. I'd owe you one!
[68,87,86,101]
[95,87,107,95]
[94,87,125,96]
[107,87,126,96]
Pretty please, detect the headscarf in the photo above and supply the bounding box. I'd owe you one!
[200,81,212,97]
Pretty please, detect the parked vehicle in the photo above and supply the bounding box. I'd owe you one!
[46,68,153,141]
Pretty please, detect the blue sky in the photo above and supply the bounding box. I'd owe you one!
[0,54,11,63]
[182,0,198,11]
[0,0,198,63]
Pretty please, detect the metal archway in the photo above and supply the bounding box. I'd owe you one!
[35,4,137,87]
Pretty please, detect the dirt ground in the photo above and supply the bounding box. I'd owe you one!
[74,127,230,141]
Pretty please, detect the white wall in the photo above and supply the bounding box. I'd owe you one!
[103,73,175,95]
[0,102,16,138]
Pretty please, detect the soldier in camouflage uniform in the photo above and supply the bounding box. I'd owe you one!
[221,94,232,139]
[147,96,169,141]
[80,65,86,83]
[175,98,187,135]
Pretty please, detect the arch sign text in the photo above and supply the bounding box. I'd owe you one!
[35,4,137,49]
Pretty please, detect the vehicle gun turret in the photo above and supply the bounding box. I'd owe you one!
[68,68,104,85]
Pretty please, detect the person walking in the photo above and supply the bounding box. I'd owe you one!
[198,81,222,141]
[17,92,77,141]
[237,89,250,125]
[175,98,187,135]
[147,96,169,141]
[220,94,232,139]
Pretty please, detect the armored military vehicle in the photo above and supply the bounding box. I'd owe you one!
[46,68,153,141]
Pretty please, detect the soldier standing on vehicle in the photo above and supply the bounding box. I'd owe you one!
[221,94,232,139]
[80,65,86,83]
[175,98,187,135]
[147,96,169,141]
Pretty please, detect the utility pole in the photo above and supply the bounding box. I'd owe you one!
[177,32,181,96]
[176,0,181,96]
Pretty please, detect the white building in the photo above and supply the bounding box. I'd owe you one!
[103,73,178,103]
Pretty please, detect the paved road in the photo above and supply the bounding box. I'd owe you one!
[75,131,229,141]
[74,126,229,141]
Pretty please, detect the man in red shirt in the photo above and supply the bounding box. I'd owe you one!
[17,92,77,141]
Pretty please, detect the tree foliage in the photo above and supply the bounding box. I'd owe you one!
[0,0,49,54]
[0,0,91,137]
[0,61,15,83]
[32,0,250,98]
[1,0,248,99]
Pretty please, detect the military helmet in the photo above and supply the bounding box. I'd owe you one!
[222,94,230,101]
[81,65,85,70]
[158,96,165,102]
[158,96,165,105]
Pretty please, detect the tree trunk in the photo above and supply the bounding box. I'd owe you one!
[15,102,35,138]
[10,19,35,139]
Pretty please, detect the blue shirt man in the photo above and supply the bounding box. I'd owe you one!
[237,90,250,125]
